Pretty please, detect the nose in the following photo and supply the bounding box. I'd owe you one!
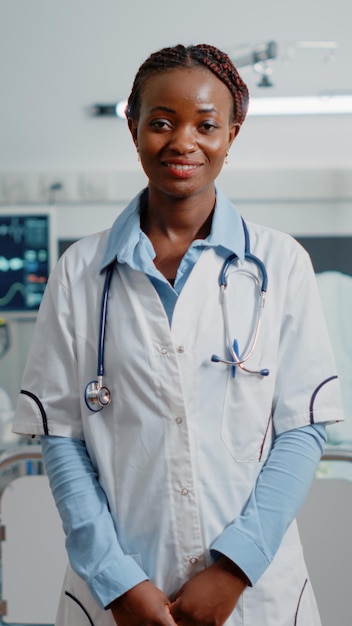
[168,124,197,154]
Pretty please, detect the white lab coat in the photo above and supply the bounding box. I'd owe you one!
[13,219,342,626]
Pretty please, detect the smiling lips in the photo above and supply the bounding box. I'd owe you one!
[163,161,202,178]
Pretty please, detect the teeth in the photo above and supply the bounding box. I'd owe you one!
[167,163,196,170]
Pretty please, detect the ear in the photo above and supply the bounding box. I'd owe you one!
[228,122,241,148]
[128,117,139,147]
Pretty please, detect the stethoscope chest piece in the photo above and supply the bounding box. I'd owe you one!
[85,379,111,412]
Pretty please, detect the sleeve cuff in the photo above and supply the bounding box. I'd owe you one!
[210,525,270,587]
[88,554,149,609]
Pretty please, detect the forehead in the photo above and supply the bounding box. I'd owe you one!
[139,66,233,112]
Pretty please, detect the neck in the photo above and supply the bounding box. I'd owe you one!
[142,184,216,240]
[140,184,216,280]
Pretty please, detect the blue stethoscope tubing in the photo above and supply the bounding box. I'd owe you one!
[85,263,115,412]
[85,219,269,412]
[219,219,268,292]
[211,218,269,377]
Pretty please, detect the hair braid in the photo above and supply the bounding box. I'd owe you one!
[191,44,249,125]
[126,43,249,125]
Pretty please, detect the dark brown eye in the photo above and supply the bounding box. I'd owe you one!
[200,121,218,132]
[150,119,172,130]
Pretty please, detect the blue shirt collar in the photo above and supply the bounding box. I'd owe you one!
[100,186,245,271]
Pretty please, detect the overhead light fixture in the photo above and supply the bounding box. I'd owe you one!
[91,94,352,120]
[230,40,277,87]
[229,40,277,69]
[230,39,338,88]
[90,39,346,119]
[89,102,127,118]
[248,94,352,116]
[90,40,278,118]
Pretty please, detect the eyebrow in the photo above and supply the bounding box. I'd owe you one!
[149,106,176,114]
[148,105,218,114]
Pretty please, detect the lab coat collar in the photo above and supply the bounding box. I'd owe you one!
[100,186,245,271]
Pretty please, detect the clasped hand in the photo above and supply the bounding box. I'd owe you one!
[111,557,247,625]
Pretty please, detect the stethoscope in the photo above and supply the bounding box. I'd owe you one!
[211,219,269,378]
[85,263,114,412]
[85,219,269,412]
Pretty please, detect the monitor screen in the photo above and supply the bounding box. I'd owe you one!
[0,208,56,313]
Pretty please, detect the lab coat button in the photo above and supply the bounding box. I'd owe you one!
[176,345,185,353]
[175,416,183,424]
[180,487,189,496]
[160,346,168,355]
[189,556,198,565]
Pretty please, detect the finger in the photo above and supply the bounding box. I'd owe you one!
[169,598,181,621]
[165,603,179,625]
[169,583,184,603]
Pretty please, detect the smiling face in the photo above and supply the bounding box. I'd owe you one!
[128,66,239,204]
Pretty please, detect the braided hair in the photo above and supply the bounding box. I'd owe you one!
[126,44,249,125]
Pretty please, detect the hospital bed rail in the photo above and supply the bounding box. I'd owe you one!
[298,444,352,626]
[0,444,67,625]
[0,444,42,474]
[320,445,352,462]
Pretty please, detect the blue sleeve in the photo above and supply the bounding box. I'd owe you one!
[210,423,327,585]
[40,435,148,608]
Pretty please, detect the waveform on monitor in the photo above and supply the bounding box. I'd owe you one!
[0,283,27,307]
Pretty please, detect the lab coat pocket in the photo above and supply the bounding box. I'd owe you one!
[221,371,274,462]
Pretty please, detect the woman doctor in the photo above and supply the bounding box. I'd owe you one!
[13,44,343,626]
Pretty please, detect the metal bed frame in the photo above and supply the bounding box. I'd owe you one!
[0,445,66,625]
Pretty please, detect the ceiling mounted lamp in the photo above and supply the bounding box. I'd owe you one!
[229,40,278,87]
[93,94,352,119]
[228,40,278,67]
[89,40,278,118]
[283,40,338,65]
[90,40,349,119]
[230,40,277,88]
[229,39,338,89]
[248,94,352,116]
